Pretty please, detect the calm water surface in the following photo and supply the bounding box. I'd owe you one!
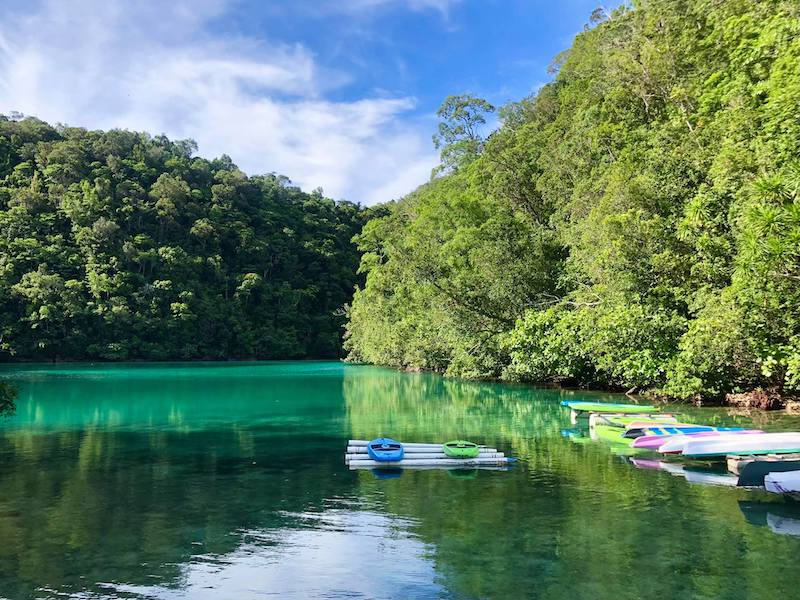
[1,362,800,600]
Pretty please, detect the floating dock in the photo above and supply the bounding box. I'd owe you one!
[346,439,515,469]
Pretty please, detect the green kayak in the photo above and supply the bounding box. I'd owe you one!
[561,401,658,414]
[591,424,630,444]
[590,426,648,455]
[443,440,481,458]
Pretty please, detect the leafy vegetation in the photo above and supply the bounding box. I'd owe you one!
[345,0,800,400]
[0,117,364,360]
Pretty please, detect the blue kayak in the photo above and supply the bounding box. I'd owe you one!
[366,438,404,462]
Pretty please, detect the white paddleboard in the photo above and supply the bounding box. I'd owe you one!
[680,433,800,457]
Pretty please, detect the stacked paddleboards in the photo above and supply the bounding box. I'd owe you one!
[345,438,515,469]
[560,399,800,496]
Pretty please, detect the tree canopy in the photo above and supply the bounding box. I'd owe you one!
[345,0,800,401]
[0,117,365,360]
[432,94,495,175]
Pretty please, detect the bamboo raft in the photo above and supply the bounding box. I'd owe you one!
[346,440,516,469]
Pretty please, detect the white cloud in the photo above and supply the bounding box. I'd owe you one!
[0,0,438,203]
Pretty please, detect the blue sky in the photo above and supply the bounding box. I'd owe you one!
[0,0,620,204]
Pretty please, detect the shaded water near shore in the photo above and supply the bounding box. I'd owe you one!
[1,361,800,599]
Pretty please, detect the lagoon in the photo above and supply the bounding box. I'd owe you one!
[1,361,799,600]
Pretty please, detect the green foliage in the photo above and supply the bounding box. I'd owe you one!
[346,0,800,399]
[505,302,685,390]
[0,117,364,360]
[668,163,800,396]
[432,94,495,175]
[345,167,563,379]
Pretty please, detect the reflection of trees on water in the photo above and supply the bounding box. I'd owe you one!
[0,380,17,416]
[1,365,799,600]
[0,362,359,597]
[344,369,800,600]
[0,426,355,598]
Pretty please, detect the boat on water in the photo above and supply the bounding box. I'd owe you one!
[588,415,677,445]
[617,418,679,427]
[737,459,800,487]
[632,429,763,450]
[632,434,687,450]
[590,425,651,450]
[561,401,658,414]
[589,427,641,456]
[588,414,676,430]
[623,424,746,439]
[366,438,404,462]
[679,432,800,458]
[443,440,480,458]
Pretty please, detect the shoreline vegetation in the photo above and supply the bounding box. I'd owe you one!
[1,3,798,409]
[344,1,800,408]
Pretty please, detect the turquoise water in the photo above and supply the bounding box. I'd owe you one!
[1,361,799,600]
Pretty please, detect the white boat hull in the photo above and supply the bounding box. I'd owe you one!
[680,433,800,457]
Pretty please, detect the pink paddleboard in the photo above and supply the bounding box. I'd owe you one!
[631,429,764,450]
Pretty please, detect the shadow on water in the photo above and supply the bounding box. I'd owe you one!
[0,363,799,599]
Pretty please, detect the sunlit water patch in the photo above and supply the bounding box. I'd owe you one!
[94,511,441,600]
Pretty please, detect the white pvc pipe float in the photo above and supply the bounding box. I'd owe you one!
[350,464,512,471]
[345,452,505,462]
[348,457,513,468]
[346,446,498,454]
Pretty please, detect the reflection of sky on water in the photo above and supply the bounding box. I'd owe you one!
[101,511,442,600]
[767,513,800,537]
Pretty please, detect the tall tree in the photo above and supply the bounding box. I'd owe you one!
[432,94,495,175]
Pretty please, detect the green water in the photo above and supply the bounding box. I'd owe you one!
[1,362,800,600]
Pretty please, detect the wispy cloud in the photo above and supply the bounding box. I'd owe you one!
[0,0,437,203]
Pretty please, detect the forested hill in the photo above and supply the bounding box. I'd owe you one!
[0,117,364,360]
[345,0,800,401]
